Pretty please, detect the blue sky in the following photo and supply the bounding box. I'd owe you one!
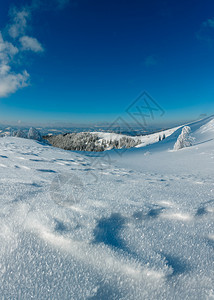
[0,0,214,126]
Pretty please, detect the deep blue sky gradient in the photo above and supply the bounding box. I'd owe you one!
[0,0,214,125]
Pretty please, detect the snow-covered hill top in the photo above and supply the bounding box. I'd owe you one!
[0,115,213,299]
[44,124,181,152]
[91,125,181,148]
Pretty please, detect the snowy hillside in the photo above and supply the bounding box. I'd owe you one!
[44,117,211,153]
[45,125,180,152]
[91,126,181,149]
[91,116,214,151]
[0,116,214,299]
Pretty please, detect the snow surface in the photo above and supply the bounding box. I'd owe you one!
[0,116,214,299]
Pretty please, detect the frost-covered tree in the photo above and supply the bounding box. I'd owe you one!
[13,130,27,138]
[28,127,42,141]
[173,126,193,150]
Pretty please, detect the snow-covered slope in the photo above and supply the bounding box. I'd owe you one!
[0,116,214,299]
[88,116,213,151]
[91,125,181,149]
[46,125,182,153]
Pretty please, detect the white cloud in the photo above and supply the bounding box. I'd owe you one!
[0,65,11,75]
[0,32,19,64]
[8,5,44,52]
[0,32,29,97]
[7,6,44,52]
[8,8,30,38]
[0,0,70,98]
[0,70,30,98]
[20,36,44,52]
[0,3,44,97]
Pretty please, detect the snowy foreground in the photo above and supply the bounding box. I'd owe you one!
[0,117,214,299]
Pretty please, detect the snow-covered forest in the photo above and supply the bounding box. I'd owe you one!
[44,132,142,151]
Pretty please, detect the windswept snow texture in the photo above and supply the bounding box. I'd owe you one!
[0,116,214,299]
